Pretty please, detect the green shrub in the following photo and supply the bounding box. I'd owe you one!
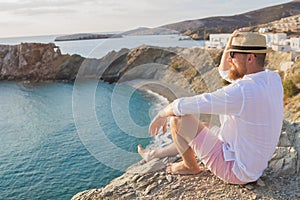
[283,79,299,98]
[170,62,180,70]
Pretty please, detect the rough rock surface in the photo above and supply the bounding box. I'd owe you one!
[72,120,299,200]
[0,43,130,82]
[283,56,300,123]
[0,43,75,81]
[100,45,224,98]
[285,93,300,123]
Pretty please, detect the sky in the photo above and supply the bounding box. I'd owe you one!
[0,0,293,38]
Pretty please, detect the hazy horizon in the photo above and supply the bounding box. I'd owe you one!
[0,0,293,38]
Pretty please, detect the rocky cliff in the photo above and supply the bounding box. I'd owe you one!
[102,45,223,95]
[0,43,130,82]
[72,120,299,200]
[0,43,83,81]
[0,43,223,125]
[0,43,223,95]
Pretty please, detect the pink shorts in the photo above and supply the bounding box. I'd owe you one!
[189,127,246,185]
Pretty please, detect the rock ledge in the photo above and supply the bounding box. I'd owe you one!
[72,120,299,200]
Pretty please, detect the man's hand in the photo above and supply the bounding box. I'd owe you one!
[226,28,248,49]
[219,29,245,72]
[148,102,175,136]
[225,29,241,51]
[149,114,167,136]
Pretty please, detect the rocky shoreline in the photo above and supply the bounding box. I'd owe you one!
[0,43,299,199]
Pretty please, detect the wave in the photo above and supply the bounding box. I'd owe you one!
[141,88,173,150]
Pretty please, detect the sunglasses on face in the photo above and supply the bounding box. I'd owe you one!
[229,52,256,59]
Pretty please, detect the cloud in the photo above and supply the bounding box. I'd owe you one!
[13,7,75,16]
[0,0,129,17]
[0,0,98,13]
[0,20,33,27]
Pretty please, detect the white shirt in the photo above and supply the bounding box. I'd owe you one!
[172,69,283,182]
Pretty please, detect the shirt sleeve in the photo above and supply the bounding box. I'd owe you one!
[172,83,244,116]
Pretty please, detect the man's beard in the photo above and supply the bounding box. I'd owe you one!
[228,62,246,81]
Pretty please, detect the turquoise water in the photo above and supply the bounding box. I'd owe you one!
[0,81,158,199]
[0,33,175,199]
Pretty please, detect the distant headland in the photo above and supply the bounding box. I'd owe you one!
[54,27,181,42]
[54,33,122,41]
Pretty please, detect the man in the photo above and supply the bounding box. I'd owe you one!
[138,31,283,184]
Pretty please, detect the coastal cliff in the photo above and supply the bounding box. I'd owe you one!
[0,43,223,94]
[0,43,83,81]
[0,43,223,124]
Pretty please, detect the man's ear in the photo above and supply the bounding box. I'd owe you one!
[247,54,255,63]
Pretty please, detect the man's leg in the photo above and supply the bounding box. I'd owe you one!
[166,115,205,175]
[138,143,178,162]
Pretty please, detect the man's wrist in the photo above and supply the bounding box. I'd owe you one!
[158,110,166,118]
[225,36,234,50]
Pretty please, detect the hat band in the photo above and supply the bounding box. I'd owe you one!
[231,45,267,51]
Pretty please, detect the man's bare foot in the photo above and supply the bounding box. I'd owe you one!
[166,161,200,175]
[137,144,155,162]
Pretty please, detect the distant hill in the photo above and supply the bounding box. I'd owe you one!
[160,0,300,39]
[54,33,121,42]
[122,27,179,35]
[245,14,300,38]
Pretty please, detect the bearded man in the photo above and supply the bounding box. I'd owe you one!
[138,30,283,184]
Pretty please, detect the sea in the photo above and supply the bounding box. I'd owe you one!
[0,33,203,199]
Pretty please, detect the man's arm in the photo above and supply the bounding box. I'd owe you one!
[171,84,244,117]
[219,30,239,71]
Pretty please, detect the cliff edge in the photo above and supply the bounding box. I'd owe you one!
[71,120,299,199]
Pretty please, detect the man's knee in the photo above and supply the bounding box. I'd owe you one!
[170,115,204,142]
[170,115,195,132]
[170,116,182,129]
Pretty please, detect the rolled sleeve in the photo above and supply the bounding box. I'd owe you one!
[172,98,183,116]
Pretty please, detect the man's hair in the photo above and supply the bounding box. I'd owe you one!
[255,53,266,67]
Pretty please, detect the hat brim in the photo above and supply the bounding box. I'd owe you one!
[226,48,269,54]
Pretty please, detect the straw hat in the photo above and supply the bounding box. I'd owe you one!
[227,32,268,53]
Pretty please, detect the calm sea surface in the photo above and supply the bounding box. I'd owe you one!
[0,34,203,58]
[0,34,198,199]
